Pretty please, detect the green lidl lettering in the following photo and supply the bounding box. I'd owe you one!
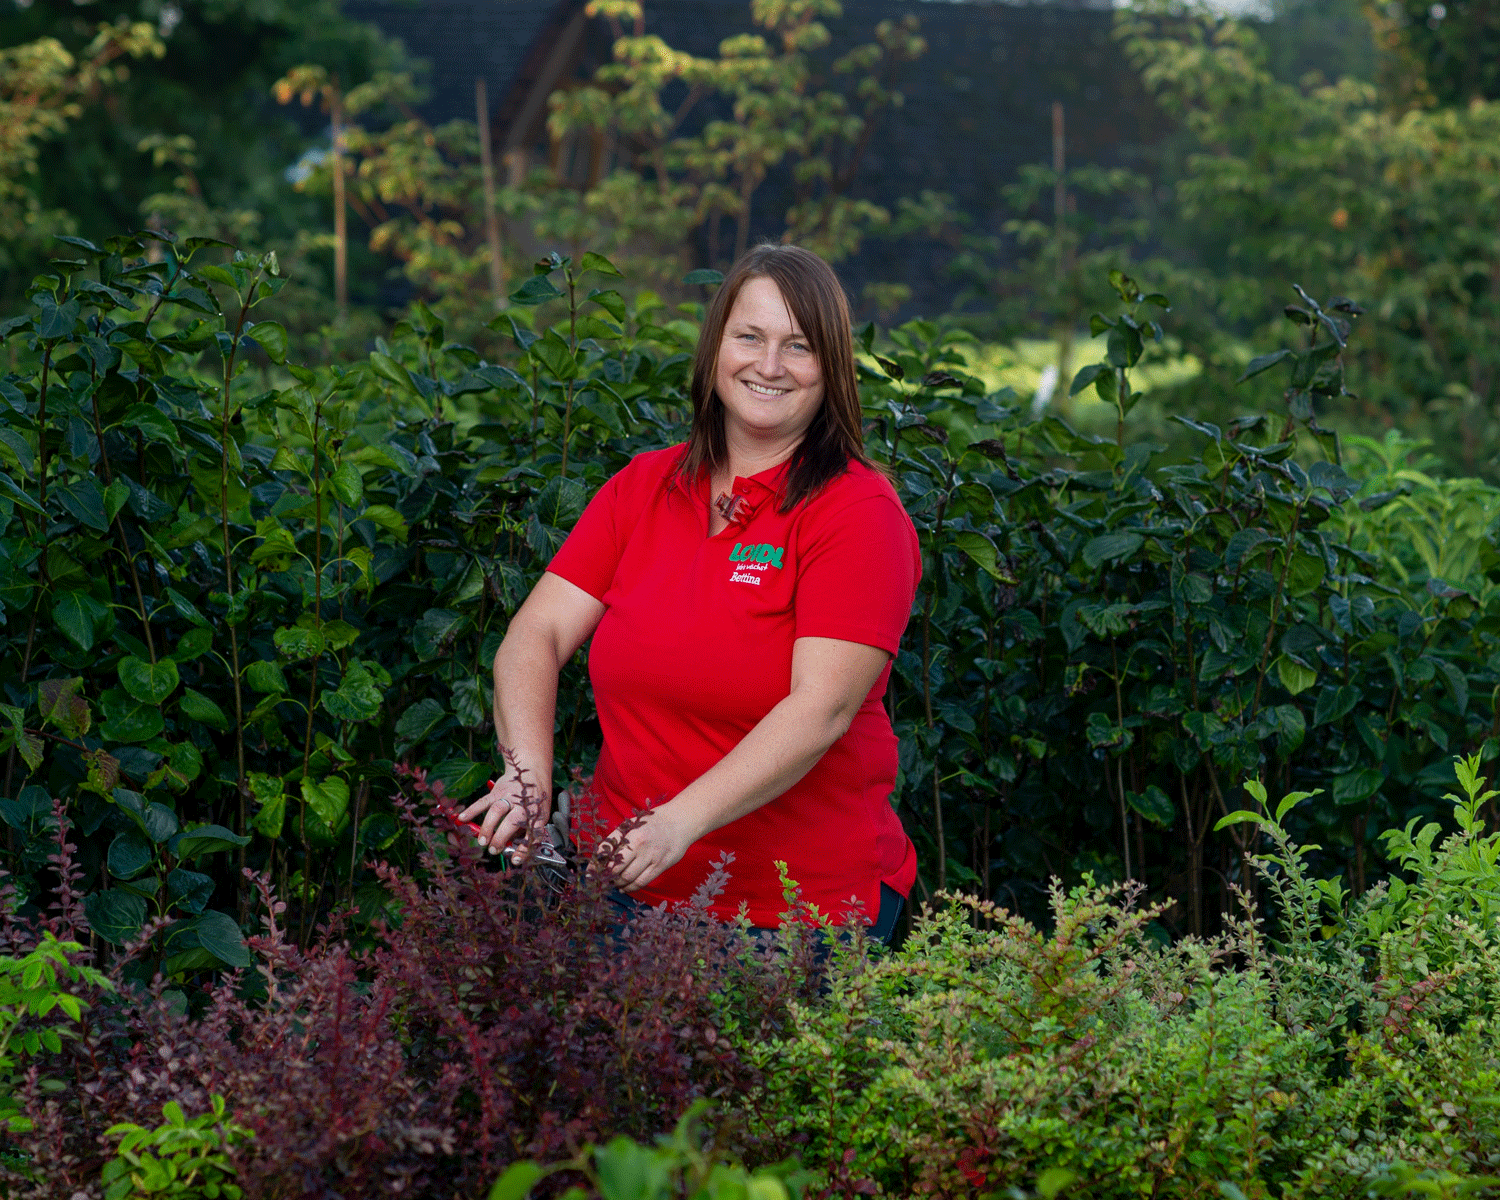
[728,542,785,569]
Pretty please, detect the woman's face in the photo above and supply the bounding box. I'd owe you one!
[714,275,824,452]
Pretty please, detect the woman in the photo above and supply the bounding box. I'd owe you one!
[458,244,920,942]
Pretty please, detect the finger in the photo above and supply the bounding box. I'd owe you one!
[457,778,501,824]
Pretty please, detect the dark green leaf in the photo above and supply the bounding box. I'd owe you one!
[1081,533,1143,569]
[1126,785,1175,827]
[172,824,250,862]
[248,320,288,363]
[508,275,564,306]
[166,868,215,915]
[1313,684,1360,727]
[1333,767,1383,806]
[107,831,155,880]
[681,268,723,287]
[395,698,446,746]
[118,656,179,705]
[178,688,229,731]
[1238,349,1292,383]
[55,479,110,532]
[83,890,147,945]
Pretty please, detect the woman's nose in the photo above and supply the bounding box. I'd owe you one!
[757,343,786,377]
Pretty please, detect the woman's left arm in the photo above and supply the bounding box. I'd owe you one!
[603,635,890,892]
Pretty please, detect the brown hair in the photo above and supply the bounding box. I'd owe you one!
[678,243,873,512]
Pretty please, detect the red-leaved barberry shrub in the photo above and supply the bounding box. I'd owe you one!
[0,770,823,1198]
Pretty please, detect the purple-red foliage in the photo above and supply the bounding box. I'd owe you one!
[0,770,817,1199]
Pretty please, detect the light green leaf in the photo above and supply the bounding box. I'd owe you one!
[245,660,288,694]
[248,320,288,363]
[177,688,229,731]
[274,623,325,660]
[330,462,363,506]
[489,1161,543,1200]
[302,776,350,827]
[1276,654,1318,696]
[321,662,383,722]
[360,504,408,543]
[1213,810,1271,832]
[118,656,179,705]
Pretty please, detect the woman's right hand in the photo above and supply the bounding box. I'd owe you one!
[458,773,548,858]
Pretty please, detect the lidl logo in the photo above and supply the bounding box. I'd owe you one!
[729,542,785,568]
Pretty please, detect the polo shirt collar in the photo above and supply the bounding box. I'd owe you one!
[712,459,791,530]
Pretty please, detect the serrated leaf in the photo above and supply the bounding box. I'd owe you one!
[321,662,383,722]
[330,462,363,506]
[118,656,179,705]
[248,320,288,363]
[83,890,147,945]
[274,623,325,660]
[1238,348,1292,383]
[121,403,181,447]
[172,824,250,862]
[396,698,445,746]
[108,831,155,880]
[302,776,350,827]
[177,688,228,731]
[1081,532,1143,569]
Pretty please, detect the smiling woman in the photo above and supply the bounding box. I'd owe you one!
[461,244,921,944]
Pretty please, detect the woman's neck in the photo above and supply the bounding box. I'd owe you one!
[720,429,801,484]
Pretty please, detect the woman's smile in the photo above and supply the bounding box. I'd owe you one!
[714,275,825,447]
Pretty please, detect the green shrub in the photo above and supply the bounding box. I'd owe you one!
[2,234,1499,962]
[102,1096,249,1200]
[731,755,1500,1198]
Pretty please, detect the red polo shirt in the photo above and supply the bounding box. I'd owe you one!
[546,445,920,926]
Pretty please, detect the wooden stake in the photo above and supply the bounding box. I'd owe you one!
[476,77,506,306]
[331,79,348,322]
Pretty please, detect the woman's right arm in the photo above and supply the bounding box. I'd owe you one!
[458,571,605,854]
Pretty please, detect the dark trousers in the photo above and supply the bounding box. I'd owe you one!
[608,882,909,951]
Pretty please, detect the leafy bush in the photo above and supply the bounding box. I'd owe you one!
[729,755,1500,1198]
[0,773,819,1198]
[102,1095,248,1200]
[1,230,1499,962]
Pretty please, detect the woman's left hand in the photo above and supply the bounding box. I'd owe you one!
[599,804,696,893]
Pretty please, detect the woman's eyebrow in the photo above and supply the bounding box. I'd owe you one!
[729,319,808,339]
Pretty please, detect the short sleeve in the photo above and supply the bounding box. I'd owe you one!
[546,471,625,601]
[794,492,920,654]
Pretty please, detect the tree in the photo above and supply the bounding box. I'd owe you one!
[1115,2,1500,473]
[0,18,162,271]
[0,0,404,305]
[1364,0,1500,108]
[539,0,928,284]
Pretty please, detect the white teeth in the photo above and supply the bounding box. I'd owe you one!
[744,381,788,396]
